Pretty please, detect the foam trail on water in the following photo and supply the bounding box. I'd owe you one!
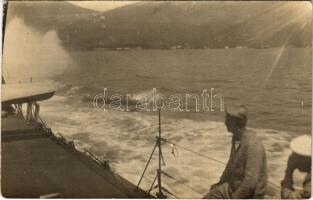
[40,94,290,198]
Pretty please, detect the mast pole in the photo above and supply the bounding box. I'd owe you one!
[157,109,166,198]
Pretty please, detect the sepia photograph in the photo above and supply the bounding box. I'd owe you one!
[1,0,312,199]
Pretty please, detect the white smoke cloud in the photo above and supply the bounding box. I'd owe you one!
[2,17,72,83]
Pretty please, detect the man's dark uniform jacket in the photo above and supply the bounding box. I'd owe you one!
[217,130,267,198]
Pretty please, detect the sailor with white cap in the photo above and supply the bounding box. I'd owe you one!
[204,105,267,199]
[281,135,311,199]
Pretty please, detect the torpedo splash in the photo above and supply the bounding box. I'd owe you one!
[2,17,72,83]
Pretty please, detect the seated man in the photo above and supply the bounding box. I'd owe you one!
[204,105,267,199]
[281,135,311,199]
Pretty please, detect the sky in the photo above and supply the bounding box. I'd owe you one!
[68,1,138,12]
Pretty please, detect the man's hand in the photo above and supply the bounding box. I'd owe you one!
[210,183,221,191]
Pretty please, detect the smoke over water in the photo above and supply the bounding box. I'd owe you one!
[3,17,72,83]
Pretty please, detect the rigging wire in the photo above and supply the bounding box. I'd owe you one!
[147,173,158,194]
[160,137,281,190]
[160,137,226,166]
[161,186,180,199]
[162,171,204,195]
[136,142,158,189]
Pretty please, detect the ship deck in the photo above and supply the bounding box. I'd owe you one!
[1,115,151,198]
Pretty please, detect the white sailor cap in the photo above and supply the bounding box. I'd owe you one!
[290,135,312,157]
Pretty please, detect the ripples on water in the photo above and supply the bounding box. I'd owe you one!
[42,48,311,198]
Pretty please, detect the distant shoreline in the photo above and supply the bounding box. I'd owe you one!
[69,46,311,52]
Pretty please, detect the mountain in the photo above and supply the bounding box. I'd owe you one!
[6,1,312,50]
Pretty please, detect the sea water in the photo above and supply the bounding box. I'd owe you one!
[39,48,311,198]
